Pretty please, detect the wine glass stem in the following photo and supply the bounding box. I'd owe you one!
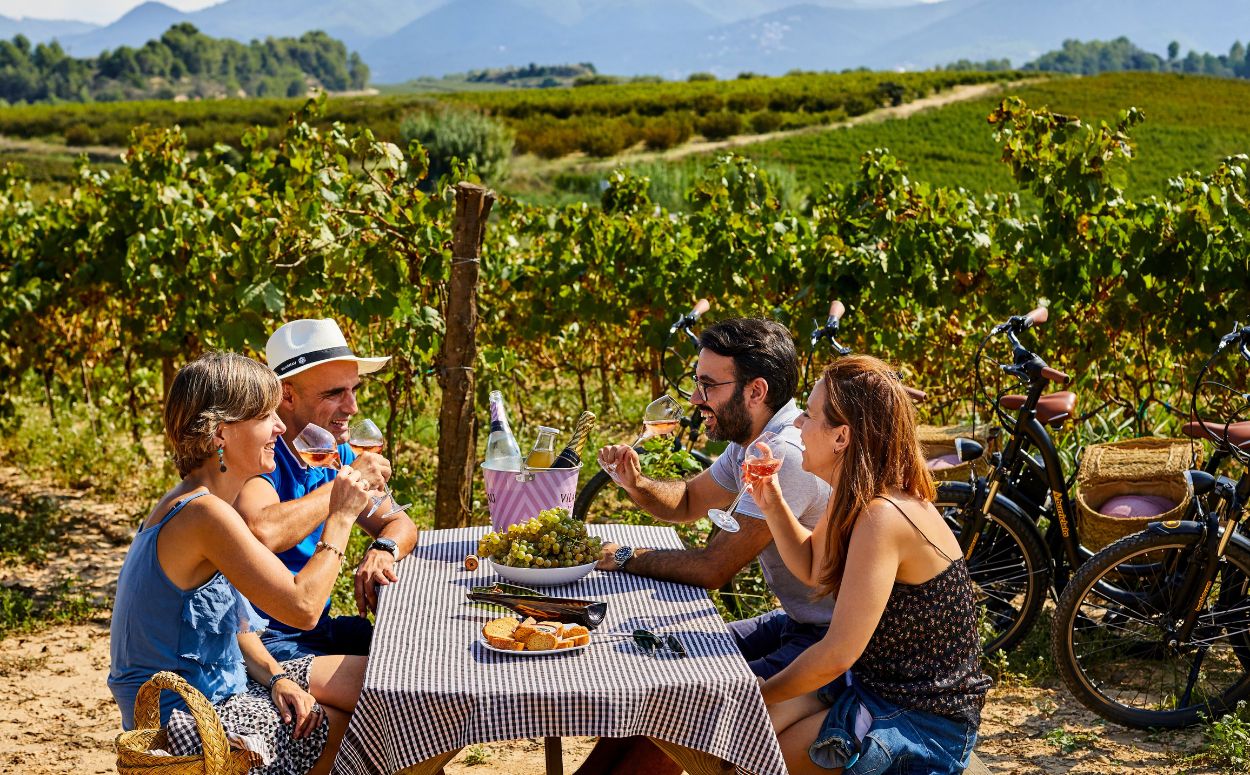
[723,488,747,515]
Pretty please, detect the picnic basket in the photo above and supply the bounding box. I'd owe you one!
[916,423,991,482]
[115,671,262,775]
[1074,437,1200,552]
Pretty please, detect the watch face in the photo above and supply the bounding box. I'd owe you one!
[373,538,397,552]
[613,546,632,566]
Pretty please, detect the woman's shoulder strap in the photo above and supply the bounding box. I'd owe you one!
[874,495,957,564]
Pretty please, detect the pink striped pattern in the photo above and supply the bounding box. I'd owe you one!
[482,465,581,531]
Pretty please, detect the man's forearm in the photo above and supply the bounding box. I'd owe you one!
[372,512,418,557]
[625,477,698,523]
[245,487,334,553]
[621,547,732,589]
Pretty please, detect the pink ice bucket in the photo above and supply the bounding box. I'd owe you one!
[481,463,581,532]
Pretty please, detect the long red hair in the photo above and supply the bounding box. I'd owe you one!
[814,355,936,598]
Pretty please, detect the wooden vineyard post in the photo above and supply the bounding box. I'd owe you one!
[435,182,496,529]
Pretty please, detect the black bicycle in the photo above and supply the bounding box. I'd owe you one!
[933,307,1077,655]
[1050,322,1250,728]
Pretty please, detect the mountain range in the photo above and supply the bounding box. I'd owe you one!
[2,0,1249,83]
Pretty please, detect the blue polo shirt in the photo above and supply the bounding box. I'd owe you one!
[257,436,356,632]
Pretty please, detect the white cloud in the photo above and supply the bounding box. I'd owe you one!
[0,0,222,25]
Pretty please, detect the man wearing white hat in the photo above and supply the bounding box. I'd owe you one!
[234,318,419,660]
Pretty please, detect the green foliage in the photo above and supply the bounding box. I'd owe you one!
[1197,701,1250,770]
[1044,727,1101,754]
[637,436,704,480]
[462,745,491,765]
[696,111,743,140]
[400,105,514,186]
[0,23,367,105]
[0,494,67,565]
[0,576,104,639]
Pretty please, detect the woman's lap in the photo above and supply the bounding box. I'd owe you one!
[167,655,329,775]
[804,678,975,774]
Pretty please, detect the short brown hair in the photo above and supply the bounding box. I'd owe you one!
[814,355,936,598]
[164,352,281,477]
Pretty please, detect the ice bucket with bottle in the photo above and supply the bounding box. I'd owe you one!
[481,464,581,532]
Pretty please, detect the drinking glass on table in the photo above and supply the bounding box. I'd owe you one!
[604,395,684,479]
[347,418,412,519]
[707,430,786,533]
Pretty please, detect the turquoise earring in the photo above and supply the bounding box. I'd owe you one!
[217,447,227,473]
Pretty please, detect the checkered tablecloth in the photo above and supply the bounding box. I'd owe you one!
[333,524,787,775]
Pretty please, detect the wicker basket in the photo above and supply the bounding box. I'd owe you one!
[917,423,991,482]
[1075,437,1201,552]
[116,671,262,775]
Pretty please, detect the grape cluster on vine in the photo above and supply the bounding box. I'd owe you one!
[478,509,603,568]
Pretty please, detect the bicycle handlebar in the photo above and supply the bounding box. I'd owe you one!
[1024,306,1048,328]
[670,298,712,335]
[903,385,928,402]
[828,300,846,326]
[1040,366,1071,385]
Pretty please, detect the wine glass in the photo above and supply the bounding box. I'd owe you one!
[347,418,412,519]
[605,395,684,477]
[707,430,785,533]
[293,423,341,470]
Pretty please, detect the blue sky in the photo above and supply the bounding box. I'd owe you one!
[0,1,222,24]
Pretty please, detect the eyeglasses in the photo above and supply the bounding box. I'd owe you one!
[632,629,688,657]
[687,376,740,402]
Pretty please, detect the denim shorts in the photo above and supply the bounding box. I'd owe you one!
[260,611,373,662]
[809,676,976,774]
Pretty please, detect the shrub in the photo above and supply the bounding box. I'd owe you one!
[687,72,717,82]
[578,122,632,157]
[641,115,693,150]
[696,111,742,140]
[400,106,514,185]
[63,123,96,146]
[748,111,783,134]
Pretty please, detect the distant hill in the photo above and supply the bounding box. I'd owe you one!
[22,0,1250,82]
[0,15,96,42]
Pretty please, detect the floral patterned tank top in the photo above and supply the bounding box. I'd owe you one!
[852,497,993,726]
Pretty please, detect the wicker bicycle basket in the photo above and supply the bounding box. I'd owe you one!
[115,671,262,775]
[916,423,991,482]
[1075,437,1201,552]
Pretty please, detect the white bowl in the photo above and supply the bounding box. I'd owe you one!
[486,558,597,587]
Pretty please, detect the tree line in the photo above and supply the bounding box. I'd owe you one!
[0,23,368,105]
[945,36,1250,79]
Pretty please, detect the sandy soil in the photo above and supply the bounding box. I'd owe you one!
[0,469,1221,774]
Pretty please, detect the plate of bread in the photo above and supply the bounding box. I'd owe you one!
[480,615,591,654]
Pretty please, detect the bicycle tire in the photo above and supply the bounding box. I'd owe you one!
[935,481,1051,655]
[1051,529,1250,728]
[572,450,713,522]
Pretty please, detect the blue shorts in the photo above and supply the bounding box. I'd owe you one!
[260,611,373,662]
[809,677,976,774]
[726,608,828,679]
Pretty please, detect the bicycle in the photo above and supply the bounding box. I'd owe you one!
[933,306,1078,655]
[1050,322,1250,728]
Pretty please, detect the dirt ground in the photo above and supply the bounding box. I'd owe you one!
[0,468,1221,774]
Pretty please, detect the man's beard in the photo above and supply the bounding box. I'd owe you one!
[704,388,753,445]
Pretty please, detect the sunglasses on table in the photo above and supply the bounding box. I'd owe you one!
[632,628,688,658]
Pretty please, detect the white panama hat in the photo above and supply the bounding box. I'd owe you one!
[265,319,391,380]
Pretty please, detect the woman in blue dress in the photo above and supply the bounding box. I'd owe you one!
[109,352,375,775]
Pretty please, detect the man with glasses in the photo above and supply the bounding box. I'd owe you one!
[577,318,833,775]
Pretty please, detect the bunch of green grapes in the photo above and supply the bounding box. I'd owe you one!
[477,509,604,568]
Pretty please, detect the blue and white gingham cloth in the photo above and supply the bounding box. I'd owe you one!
[333,524,787,775]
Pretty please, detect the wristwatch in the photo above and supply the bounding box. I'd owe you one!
[370,537,399,560]
[612,545,635,570]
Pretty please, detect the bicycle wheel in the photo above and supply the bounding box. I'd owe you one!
[935,481,1050,655]
[572,450,713,523]
[1052,529,1250,728]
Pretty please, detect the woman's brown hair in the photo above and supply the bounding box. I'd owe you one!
[164,352,281,477]
[814,354,936,598]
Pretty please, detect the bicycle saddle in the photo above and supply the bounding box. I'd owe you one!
[998,391,1077,427]
[1182,420,1250,449]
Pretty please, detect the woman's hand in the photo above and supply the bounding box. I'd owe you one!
[328,465,372,522]
[270,678,322,739]
[743,442,784,514]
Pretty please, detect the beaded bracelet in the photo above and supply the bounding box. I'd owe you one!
[268,672,289,690]
[315,540,345,562]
